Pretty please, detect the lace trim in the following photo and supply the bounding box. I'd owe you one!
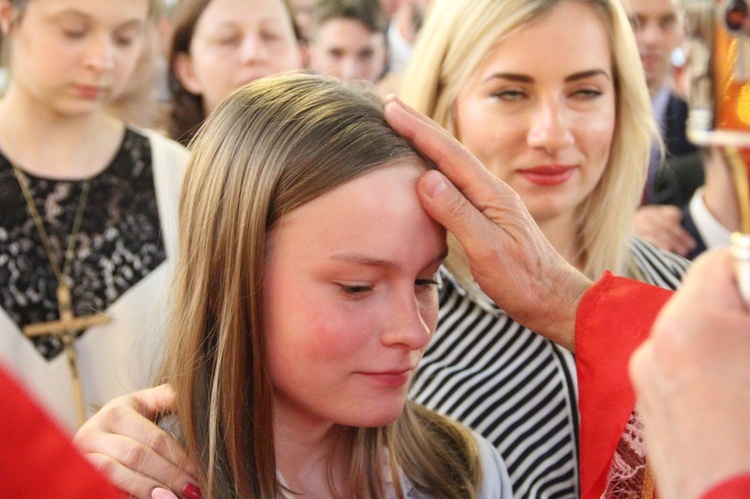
[603,411,650,498]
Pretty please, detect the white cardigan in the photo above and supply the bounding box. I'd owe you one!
[0,129,188,433]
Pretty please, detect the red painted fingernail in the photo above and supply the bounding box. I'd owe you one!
[183,484,202,499]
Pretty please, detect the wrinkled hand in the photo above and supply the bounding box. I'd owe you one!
[384,96,592,351]
[630,249,750,499]
[632,205,696,256]
[73,384,198,499]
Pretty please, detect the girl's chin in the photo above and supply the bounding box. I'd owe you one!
[337,406,405,428]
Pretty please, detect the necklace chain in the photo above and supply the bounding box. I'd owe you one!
[10,162,92,288]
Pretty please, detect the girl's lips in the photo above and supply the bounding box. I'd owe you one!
[358,369,413,388]
[75,85,105,99]
[517,165,576,186]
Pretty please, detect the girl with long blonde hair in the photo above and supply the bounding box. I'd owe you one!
[158,73,510,498]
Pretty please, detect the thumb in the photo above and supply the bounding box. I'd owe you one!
[151,488,180,499]
[417,170,497,252]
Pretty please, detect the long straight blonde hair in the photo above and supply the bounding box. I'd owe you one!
[161,73,483,498]
[400,0,656,288]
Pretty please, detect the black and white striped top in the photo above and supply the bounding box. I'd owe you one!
[409,237,689,498]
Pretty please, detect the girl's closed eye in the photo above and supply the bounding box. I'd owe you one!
[337,283,375,298]
[113,33,137,47]
[61,25,87,39]
[56,15,88,40]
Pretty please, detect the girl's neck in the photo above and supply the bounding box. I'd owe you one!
[0,86,125,180]
[537,210,585,271]
[273,411,350,497]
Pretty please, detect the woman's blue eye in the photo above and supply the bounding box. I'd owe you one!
[492,89,525,101]
[574,88,603,99]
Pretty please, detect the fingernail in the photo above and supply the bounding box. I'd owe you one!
[151,488,179,499]
[183,484,203,499]
[385,98,406,116]
[422,171,448,198]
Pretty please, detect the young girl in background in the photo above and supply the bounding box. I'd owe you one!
[0,0,188,431]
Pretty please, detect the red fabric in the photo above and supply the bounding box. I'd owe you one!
[576,272,674,499]
[0,364,123,498]
[701,475,750,499]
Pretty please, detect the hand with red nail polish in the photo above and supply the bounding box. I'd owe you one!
[74,385,199,499]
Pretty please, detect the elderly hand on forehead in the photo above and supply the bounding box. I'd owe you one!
[384,95,593,351]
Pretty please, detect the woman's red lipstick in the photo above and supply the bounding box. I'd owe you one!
[518,165,576,186]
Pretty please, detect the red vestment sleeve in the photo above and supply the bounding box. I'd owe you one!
[701,475,750,498]
[0,363,123,498]
[576,271,674,499]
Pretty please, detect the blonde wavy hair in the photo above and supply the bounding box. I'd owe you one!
[400,0,656,285]
[161,73,483,498]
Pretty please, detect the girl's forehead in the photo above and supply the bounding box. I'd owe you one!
[22,0,149,22]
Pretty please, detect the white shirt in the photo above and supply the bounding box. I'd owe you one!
[278,430,512,498]
[689,187,732,249]
[386,15,414,74]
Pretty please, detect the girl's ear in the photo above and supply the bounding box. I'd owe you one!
[0,0,14,36]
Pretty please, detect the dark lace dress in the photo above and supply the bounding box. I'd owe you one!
[0,128,165,359]
[0,126,186,430]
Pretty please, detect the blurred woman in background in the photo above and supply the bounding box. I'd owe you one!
[167,0,303,144]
